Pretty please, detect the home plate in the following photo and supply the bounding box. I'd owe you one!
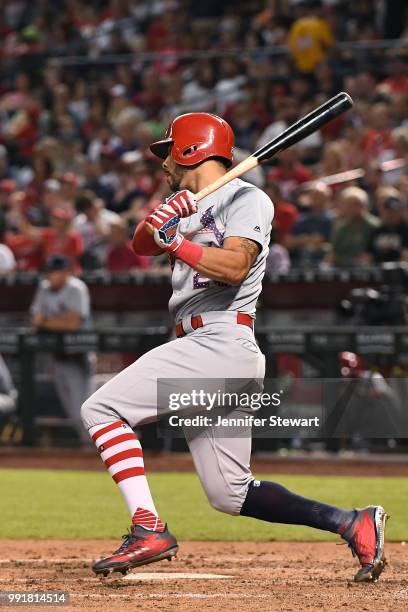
[124,572,232,581]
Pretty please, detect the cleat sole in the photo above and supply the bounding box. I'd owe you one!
[92,546,178,576]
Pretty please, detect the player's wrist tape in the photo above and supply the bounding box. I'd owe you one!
[172,238,203,267]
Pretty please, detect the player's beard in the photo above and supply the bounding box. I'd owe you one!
[167,175,180,191]
[166,165,186,192]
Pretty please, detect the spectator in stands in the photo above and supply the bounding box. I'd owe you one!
[41,208,83,273]
[287,0,334,74]
[267,148,314,202]
[7,199,83,273]
[59,172,81,204]
[374,185,402,216]
[327,187,380,268]
[106,219,149,273]
[264,180,298,242]
[73,191,120,270]
[214,57,247,115]
[30,254,93,446]
[265,228,291,276]
[119,151,157,210]
[380,53,408,96]
[359,161,383,210]
[181,61,215,112]
[37,178,63,226]
[0,145,11,181]
[0,180,16,215]
[0,0,405,277]
[319,142,347,179]
[5,192,43,272]
[228,99,264,151]
[0,211,16,275]
[285,181,333,267]
[315,61,342,99]
[383,126,408,186]
[362,102,393,162]
[363,194,408,264]
[133,68,165,118]
[108,168,147,220]
[398,175,408,205]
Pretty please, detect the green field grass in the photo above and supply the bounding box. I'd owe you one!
[1,468,406,541]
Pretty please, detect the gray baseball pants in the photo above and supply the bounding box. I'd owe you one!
[81,318,265,515]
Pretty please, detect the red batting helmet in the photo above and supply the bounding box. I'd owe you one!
[150,113,234,167]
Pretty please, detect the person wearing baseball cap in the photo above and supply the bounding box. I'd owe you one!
[363,194,408,264]
[83,112,387,584]
[43,252,71,274]
[30,253,92,446]
[0,210,16,275]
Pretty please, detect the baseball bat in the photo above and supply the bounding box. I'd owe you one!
[195,92,353,202]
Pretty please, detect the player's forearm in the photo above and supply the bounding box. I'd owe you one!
[191,246,253,286]
[31,313,44,328]
[39,312,82,331]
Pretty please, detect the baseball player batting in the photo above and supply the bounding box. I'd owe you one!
[81,112,388,583]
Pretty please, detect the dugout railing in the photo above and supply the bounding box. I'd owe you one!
[0,267,389,313]
[1,325,408,447]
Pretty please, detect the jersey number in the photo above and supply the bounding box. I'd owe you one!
[193,272,228,289]
[193,271,211,289]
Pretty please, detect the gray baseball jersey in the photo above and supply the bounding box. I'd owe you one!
[31,276,93,445]
[170,178,274,320]
[82,178,274,511]
[30,276,91,328]
[0,353,16,415]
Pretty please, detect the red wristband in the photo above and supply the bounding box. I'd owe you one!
[173,238,203,268]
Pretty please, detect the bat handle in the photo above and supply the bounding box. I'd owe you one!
[195,156,258,202]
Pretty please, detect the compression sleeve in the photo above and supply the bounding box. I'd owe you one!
[132,218,164,256]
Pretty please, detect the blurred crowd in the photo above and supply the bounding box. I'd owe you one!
[0,0,407,276]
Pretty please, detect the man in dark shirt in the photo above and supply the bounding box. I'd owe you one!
[363,196,408,264]
[285,181,333,267]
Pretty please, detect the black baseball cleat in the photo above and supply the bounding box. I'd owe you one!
[341,505,389,582]
[92,524,178,576]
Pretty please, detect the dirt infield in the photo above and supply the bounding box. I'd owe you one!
[0,540,406,611]
[2,448,408,476]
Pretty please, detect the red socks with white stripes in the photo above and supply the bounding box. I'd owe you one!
[132,508,164,531]
[89,420,164,532]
